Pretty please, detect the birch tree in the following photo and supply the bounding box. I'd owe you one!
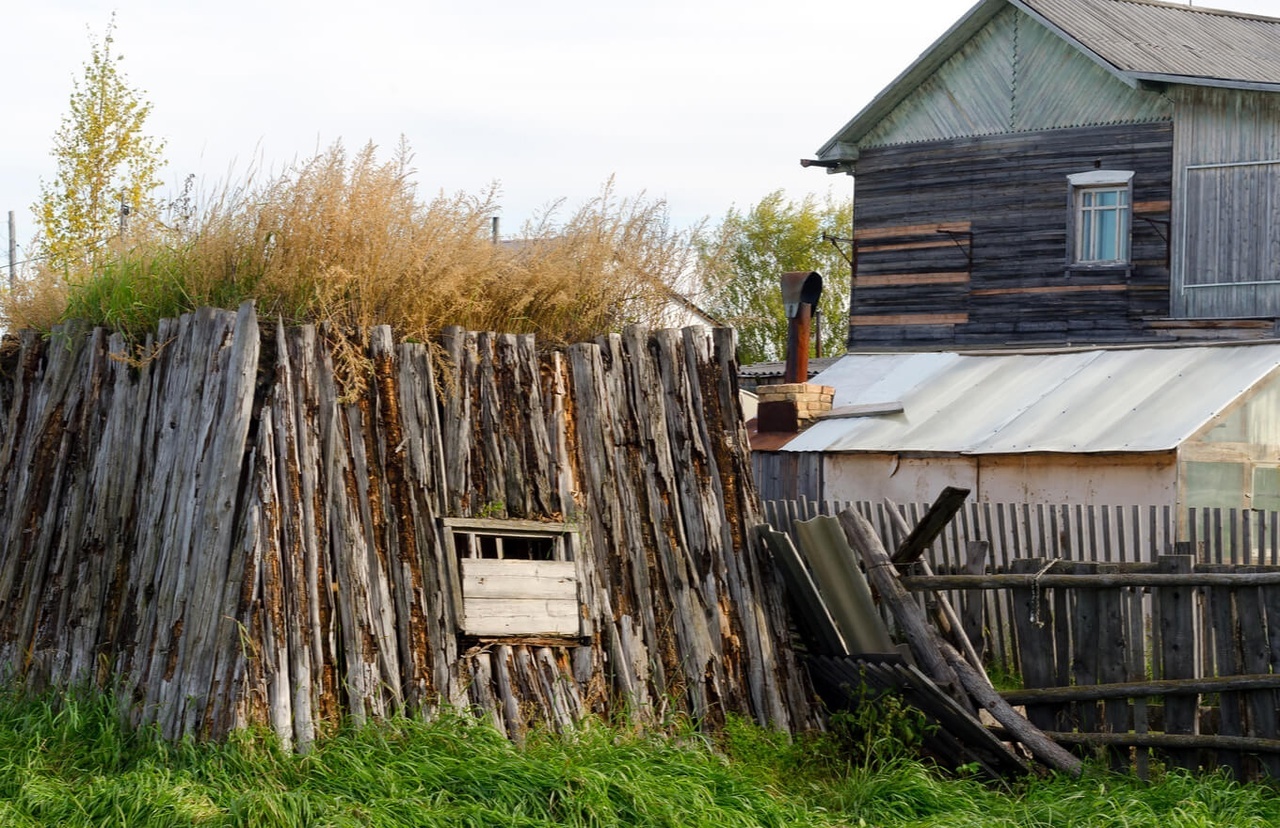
[35,16,166,275]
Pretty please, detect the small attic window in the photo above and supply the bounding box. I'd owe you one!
[443,518,582,639]
[1068,170,1133,266]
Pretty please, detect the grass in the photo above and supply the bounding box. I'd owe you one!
[4,140,697,351]
[1,688,1279,827]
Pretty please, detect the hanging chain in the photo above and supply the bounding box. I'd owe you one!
[1029,559,1057,628]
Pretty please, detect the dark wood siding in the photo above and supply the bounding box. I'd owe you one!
[849,122,1173,348]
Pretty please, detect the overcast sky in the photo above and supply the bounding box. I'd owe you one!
[5,0,1280,264]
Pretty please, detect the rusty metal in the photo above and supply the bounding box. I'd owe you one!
[781,271,823,384]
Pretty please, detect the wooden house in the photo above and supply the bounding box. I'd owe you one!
[808,0,1280,349]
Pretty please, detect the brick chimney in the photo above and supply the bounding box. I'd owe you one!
[756,271,830,433]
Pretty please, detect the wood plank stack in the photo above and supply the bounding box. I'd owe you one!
[0,305,814,747]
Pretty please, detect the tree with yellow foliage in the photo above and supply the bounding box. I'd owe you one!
[35,16,166,275]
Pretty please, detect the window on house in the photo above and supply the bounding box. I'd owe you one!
[444,517,582,639]
[1068,170,1133,265]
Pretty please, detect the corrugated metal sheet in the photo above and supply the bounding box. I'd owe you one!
[783,343,1280,455]
[1023,0,1280,86]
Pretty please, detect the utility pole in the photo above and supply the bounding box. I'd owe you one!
[7,211,15,290]
[119,193,130,239]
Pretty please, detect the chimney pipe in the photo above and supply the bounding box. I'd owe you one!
[780,271,823,383]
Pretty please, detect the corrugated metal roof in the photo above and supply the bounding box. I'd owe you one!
[1024,0,1280,86]
[817,0,1280,159]
[782,343,1280,455]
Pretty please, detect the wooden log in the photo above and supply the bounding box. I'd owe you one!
[882,500,985,677]
[837,508,965,703]
[941,641,1083,778]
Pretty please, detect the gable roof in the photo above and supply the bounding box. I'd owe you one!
[818,0,1280,160]
[780,342,1280,455]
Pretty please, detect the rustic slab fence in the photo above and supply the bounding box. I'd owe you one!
[903,558,1280,780]
[0,305,813,748]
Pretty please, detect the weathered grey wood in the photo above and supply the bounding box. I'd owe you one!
[882,499,985,676]
[1001,673,1280,704]
[961,541,988,663]
[0,307,812,747]
[1158,555,1199,770]
[1010,558,1060,733]
[891,487,971,564]
[940,641,1083,778]
[900,571,1280,588]
[838,508,964,702]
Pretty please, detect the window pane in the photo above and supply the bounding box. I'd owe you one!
[1097,211,1118,260]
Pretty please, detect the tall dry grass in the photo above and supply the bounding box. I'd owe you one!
[3,140,695,348]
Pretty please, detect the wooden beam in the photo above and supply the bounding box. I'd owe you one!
[854,221,972,241]
[856,272,970,288]
[850,313,968,327]
[900,571,1280,589]
[1001,673,1280,705]
[891,487,971,565]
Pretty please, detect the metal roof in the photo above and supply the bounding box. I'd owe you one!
[1023,0,1280,87]
[781,343,1280,455]
[817,0,1280,159]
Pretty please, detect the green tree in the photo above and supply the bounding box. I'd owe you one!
[697,190,852,365]
[35,16,166,275]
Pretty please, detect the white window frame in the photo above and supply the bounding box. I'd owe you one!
[442,517,584,640]
[1068,170,1134,266]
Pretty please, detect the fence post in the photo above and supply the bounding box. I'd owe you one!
[1157,553,1199,771]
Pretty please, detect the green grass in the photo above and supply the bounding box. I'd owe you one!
[0,687,1278,827]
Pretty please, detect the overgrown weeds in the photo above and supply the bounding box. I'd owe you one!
[4,140,696,352]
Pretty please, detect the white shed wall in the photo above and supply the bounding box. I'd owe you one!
[822,452,1177,507]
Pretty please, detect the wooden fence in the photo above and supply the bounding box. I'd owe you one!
[765,498,1280,670]
[906,558,1280,780]
[766,497,1280,778]
[0,305,813,748]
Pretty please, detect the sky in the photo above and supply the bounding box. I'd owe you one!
[5,0,1280,267]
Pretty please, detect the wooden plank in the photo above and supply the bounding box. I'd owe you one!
[892,486,971,564]
[851,312,968,326]
[1010,559,1060,732]
[854,220,973,241]
[462,598,581,638]
[1158,555,1200,771]
[855,272,971,287]
[1210,584,1244,776]
[1235,578,1280,777]
[1096,564,1130,771]
[461,560,578,601]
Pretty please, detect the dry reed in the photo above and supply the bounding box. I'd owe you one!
[3,140,696,350]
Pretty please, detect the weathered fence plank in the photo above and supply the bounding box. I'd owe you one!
[0,308,813,746]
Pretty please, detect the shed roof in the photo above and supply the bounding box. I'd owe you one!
[818,0,1280,159]
[781,343,1280,455]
